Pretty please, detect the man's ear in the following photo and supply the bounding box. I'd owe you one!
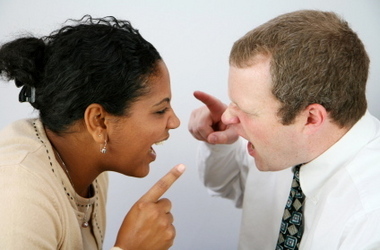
[84,103,108,143]
[302,103,328,135]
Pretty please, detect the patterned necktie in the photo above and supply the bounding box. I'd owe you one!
[276,165,305,250]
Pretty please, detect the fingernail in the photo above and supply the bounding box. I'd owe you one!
[177,164,186,173]
[209,135,217,144]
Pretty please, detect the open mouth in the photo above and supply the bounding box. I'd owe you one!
[149,139,167,157]
[247,141,255,157]
[154,136,169,146]
[154,141,165,145]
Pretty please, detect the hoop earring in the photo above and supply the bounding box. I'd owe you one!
[100,140,107,154]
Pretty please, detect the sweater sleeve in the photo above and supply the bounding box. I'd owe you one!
[197,138,251,208]
[0,165,64,249]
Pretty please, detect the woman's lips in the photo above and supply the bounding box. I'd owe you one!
[149,137,169,161]
[149,140,166,160]
[149,147,157,160]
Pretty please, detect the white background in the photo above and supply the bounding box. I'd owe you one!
[1,1,379,249]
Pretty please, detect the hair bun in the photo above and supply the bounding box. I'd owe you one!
[0,37,45,89]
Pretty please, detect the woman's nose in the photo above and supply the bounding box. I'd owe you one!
[168,111,181,129]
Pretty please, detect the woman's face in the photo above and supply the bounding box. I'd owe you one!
[104,61,180,177]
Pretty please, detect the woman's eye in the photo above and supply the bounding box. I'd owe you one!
[156,107,169,114]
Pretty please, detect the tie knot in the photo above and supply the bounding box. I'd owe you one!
[293,164,302,181]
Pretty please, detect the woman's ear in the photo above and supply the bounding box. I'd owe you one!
[84,103,107,143]
[302,103,328,135]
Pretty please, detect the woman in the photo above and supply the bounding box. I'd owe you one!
[0,15,184,250]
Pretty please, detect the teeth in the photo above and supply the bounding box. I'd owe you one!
[154,141,164,145]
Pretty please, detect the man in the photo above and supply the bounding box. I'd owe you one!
[188,10,380,249]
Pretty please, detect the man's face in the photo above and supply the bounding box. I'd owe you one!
[222,55,305,171]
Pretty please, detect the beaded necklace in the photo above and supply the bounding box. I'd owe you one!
[54,150,92,228]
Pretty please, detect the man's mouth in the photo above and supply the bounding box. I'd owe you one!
[247,141,256,157]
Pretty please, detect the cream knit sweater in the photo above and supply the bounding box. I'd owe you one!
[0,119,108,250]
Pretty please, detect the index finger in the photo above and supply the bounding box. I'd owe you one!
[193,91,227,120]
[139,164,186,202]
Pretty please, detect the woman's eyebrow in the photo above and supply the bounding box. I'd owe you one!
[153,97,170,106]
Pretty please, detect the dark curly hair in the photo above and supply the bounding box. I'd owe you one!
[0,15,162,133]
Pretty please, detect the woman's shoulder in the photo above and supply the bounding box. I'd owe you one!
[0,118,63,195]
[0,118,45,166]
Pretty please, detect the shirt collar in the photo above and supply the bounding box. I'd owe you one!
[300,111,378,202]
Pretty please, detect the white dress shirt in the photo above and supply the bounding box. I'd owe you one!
[197,111,380,250]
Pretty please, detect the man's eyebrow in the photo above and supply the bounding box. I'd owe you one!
[153,97,170,106]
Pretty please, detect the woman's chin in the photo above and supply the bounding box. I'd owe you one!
[132,165,150,178]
